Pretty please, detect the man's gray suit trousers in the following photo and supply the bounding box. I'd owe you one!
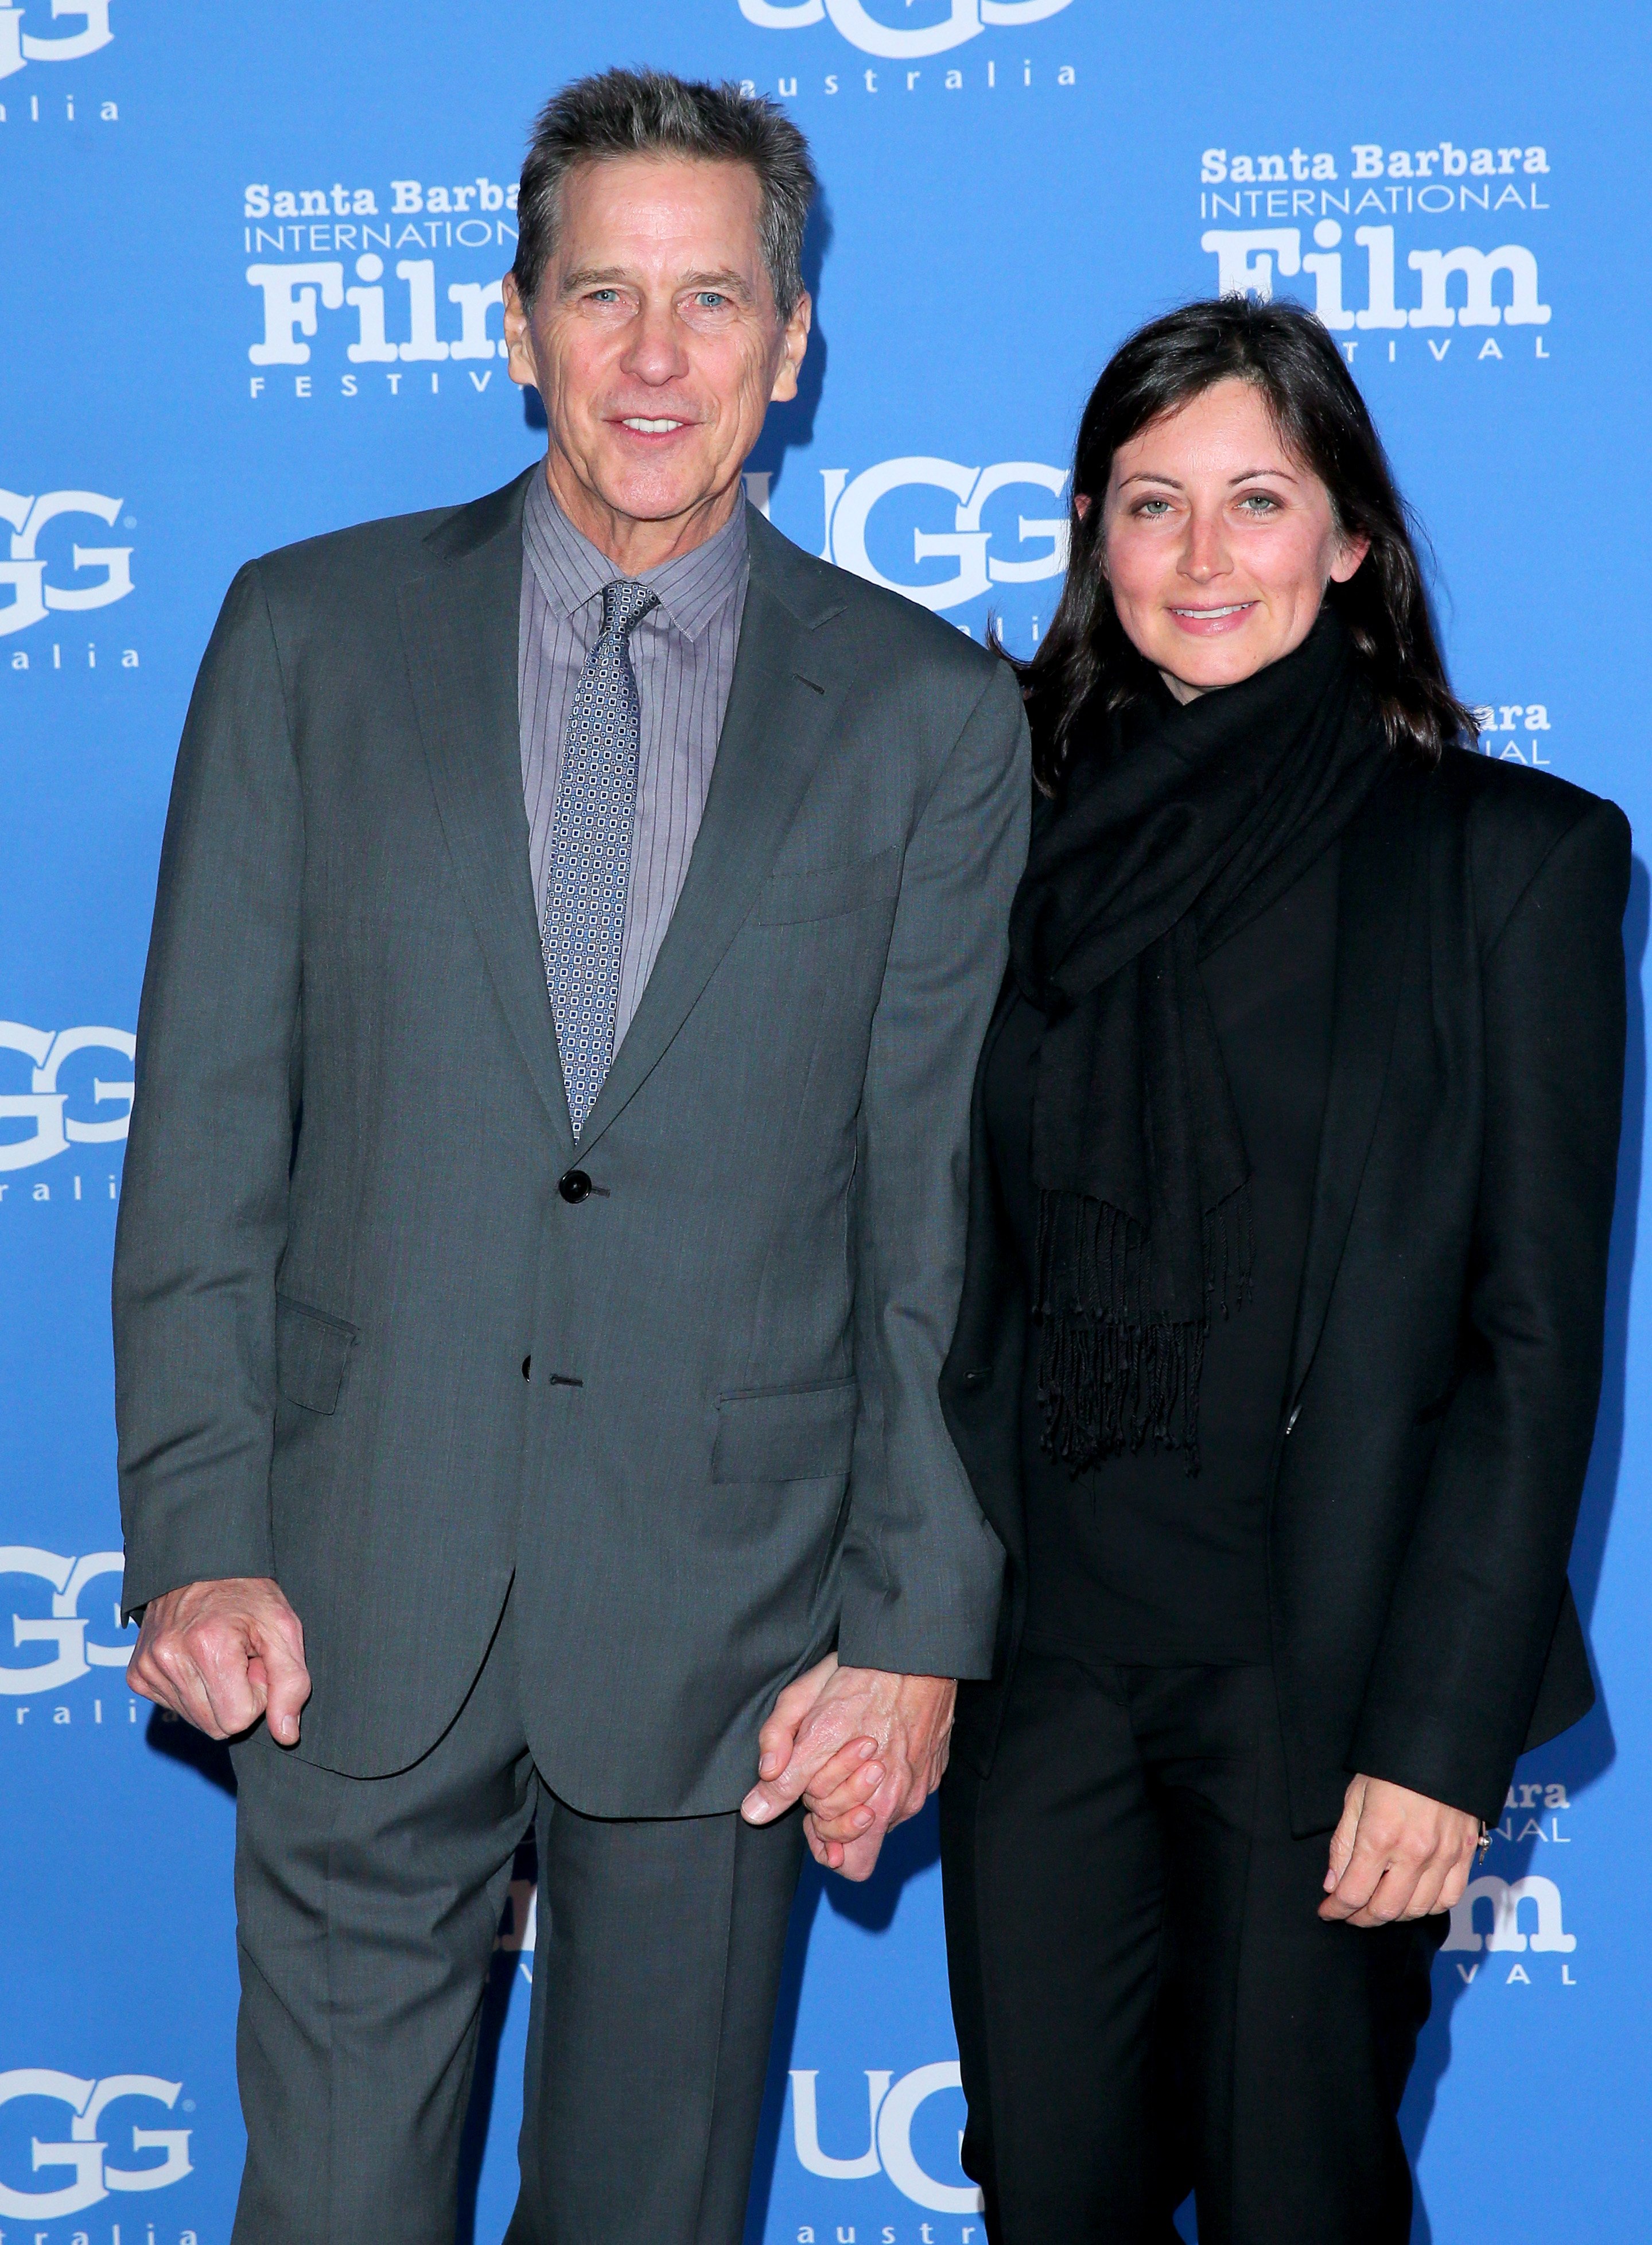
[227,1594,804,2245]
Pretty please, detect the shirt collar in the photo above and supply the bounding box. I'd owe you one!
[522,464,748,642]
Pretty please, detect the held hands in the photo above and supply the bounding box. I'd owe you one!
[1320,1773,1482,1927]
[128,1577,312,1745]
[741,1654,956,1882]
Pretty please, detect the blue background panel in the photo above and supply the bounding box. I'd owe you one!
[2,4,1647,2239]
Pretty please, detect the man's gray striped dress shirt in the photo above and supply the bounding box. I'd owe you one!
[518,466,749,1053]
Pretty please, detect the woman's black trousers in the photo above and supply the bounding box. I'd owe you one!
[939,1651,1447,2245]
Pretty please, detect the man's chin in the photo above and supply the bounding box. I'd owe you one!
[584,457,738,529]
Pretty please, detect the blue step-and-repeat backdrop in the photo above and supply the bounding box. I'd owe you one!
[3,3,1648,2239]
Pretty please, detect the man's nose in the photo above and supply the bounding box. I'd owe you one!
[621,301,690,386]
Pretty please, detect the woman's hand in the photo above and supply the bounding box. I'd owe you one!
[1319,1774,1481,1927]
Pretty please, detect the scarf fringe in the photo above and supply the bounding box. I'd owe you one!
[1033,1186,1253,1475]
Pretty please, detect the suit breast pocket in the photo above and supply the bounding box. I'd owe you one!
[712,1380,859,1483]
[750,848,901,928]
[275,1294,358,1416]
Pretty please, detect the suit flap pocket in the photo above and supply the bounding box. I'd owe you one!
[713,1380,858,1483]
[275,1294,357,1416]
[752,849,900,927]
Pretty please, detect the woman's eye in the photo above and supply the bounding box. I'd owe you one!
[1134,499,1172,518]
[1237,492,1280,513]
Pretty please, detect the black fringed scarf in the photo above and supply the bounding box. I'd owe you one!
[1009,611,1384,1473]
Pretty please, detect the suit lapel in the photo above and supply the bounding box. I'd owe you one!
[398,469,576,1162]
[1284,764,1422,1407]
[576,522,847,1154]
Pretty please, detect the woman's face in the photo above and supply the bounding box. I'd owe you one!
[1095,377,1369,704]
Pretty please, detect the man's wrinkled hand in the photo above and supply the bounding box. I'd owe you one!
[1319,1773,1481,1928]
[741,1654,955,1882]
[128,1576,311,1745]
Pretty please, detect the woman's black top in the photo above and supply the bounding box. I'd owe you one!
[985,837,1342,1665]
[951,749,1625,1825]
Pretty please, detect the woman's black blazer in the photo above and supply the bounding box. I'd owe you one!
[940,749,1631,1832]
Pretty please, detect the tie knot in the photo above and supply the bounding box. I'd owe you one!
[601,578,660,643]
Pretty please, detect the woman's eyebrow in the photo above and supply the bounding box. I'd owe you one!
[1116,465,1303,491]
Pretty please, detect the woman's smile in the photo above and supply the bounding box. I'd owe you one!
[1167,599,1260,634]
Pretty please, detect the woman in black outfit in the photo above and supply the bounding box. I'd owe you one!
[935,301,1630,2243]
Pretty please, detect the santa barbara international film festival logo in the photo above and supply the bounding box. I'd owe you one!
[1197,137,1553,369]
[0,1020,134,1196]
[242,172,519,402]
[0,485,137,671]
[1441,1773,1583,1992]
[0,2069,197,2228]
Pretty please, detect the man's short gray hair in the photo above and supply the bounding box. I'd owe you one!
[512,68,819,320]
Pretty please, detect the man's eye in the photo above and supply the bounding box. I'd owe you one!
[587,288,620,304]
[695,292,728,309]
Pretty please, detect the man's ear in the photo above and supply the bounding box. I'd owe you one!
[770,289,812,406]
[502,271,538,391]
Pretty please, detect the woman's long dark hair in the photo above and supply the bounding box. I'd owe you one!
[1013,296,1475,793]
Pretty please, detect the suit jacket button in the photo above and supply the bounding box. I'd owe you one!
[558,1169,593,1204]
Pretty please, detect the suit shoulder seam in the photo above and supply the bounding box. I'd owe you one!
[912,651,1021,823]
[239,557,300,768]
[1479,794,1620,962]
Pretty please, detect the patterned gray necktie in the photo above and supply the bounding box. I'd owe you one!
[541,577,659,1137]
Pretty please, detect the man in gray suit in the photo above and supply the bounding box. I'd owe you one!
[115,67,1028,2245]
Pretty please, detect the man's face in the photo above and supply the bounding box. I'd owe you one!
[504,154,810,551]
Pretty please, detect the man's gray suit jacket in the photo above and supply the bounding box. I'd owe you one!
[113,467,1031,1816]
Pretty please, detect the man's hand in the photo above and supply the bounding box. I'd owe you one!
[1319,1773,1481,1927]
[740,1654,955,1882]
[128,1577,311,1746]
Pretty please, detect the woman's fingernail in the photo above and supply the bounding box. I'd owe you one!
[858,1737,876,1757]
[864,1765,883,1787]
[854,1808,873,1828]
